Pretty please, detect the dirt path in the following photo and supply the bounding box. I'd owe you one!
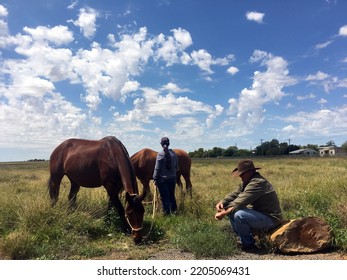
[93,243,346,260]
[147,248,346,260]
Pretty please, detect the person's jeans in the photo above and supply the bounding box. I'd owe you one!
[156,176,177,215]
[227,208,276,247]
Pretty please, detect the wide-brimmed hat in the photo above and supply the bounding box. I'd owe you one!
[231,160,261,177]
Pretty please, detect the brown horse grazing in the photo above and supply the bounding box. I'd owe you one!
[130,148,192,198]
[48,136,145,244]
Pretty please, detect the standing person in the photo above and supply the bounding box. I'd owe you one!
[214,160,283,251]
[153,137,178,215]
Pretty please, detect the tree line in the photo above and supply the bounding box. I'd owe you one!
[188,139,347,158]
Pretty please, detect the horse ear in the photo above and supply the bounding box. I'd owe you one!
[126,192,140,204]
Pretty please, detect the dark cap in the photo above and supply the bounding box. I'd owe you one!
[160,137,170,147]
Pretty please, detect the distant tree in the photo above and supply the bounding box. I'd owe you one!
[193,148,206,158]
[255,139,280,155]
[289,144,301,153]
[256,139,303,155]
[279,142,289,154]
[235,149,251,156]
[341,141,347,152]
[207,147,224,157]
[223,146,237,157]
[188,140,324,158]
[304,144,319,151]
[268,139,280,155]
[255,143,264,156]
[325,140,335,146]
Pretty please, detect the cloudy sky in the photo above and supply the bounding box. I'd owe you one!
[1,0,347,161]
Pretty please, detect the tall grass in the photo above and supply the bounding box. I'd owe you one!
[0,157,346,259]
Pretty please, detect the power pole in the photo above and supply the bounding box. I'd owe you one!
[288,138,291,154]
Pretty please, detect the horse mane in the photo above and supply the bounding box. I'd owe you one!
[104,136,139,195]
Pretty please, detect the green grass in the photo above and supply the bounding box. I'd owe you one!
[0,157,346,259]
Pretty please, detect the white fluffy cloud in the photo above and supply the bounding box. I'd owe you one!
[283,106,347,137]
[155,28,233,75]
[155,29,190,66]
[114,86,214,124]
[174,117,204,138]
[224,50,297,136]
[0,92,87,149]
[0,4,7,17]
[227,66,239,75]
[69,7,99,39]
[160,82,191,93]
[172,27,193,49]
[304,70,347,92]
[0,4,233,151]
[1,2,346,160]
[297,93,316,101]
[246,11,265,23]
[72,27,154,109]
[0,4,8,36]
[23,25,74,46]
[338,25,347,36]
[305,71,329,81]
[315,40,333,50]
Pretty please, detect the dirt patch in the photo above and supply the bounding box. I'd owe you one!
[92,242,346,260]
[147,248,346,260]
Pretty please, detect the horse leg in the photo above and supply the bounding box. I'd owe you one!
[105,199,115,226]
[176,171,187,202]
[106,187,129,233]
[183,174,193,198]
[141,179,151,202]
[48,174,63,206]
[154,183,161,212]
[176,171,183,189]
[68,179,80,210]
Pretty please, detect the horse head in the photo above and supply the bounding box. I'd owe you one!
[125,192,145,244]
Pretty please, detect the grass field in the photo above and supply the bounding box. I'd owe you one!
[0,156,346,259]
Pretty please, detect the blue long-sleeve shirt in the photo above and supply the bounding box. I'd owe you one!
[153,149,178,180]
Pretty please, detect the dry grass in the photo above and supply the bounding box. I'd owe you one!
[0,156,346,259]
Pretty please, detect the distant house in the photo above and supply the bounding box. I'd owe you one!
[289,148,319,156]
[318,146,346,156]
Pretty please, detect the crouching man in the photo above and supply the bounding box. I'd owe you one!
[215,160,283,251]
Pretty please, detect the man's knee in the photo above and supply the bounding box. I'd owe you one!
[233,210,246,223]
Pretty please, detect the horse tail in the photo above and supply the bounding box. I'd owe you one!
[47,175,57,206]
[47,141,67,206]
[47,176,52,195]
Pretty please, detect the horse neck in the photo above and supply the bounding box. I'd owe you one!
[115,143,138,195]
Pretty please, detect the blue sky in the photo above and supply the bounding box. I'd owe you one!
[1,0,347,161]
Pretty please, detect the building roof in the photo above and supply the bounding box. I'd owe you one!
[318,146,341,150]
[289,148,318,154]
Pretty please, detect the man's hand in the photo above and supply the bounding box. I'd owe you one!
[214,207,233,220]
[215,201,224,212]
